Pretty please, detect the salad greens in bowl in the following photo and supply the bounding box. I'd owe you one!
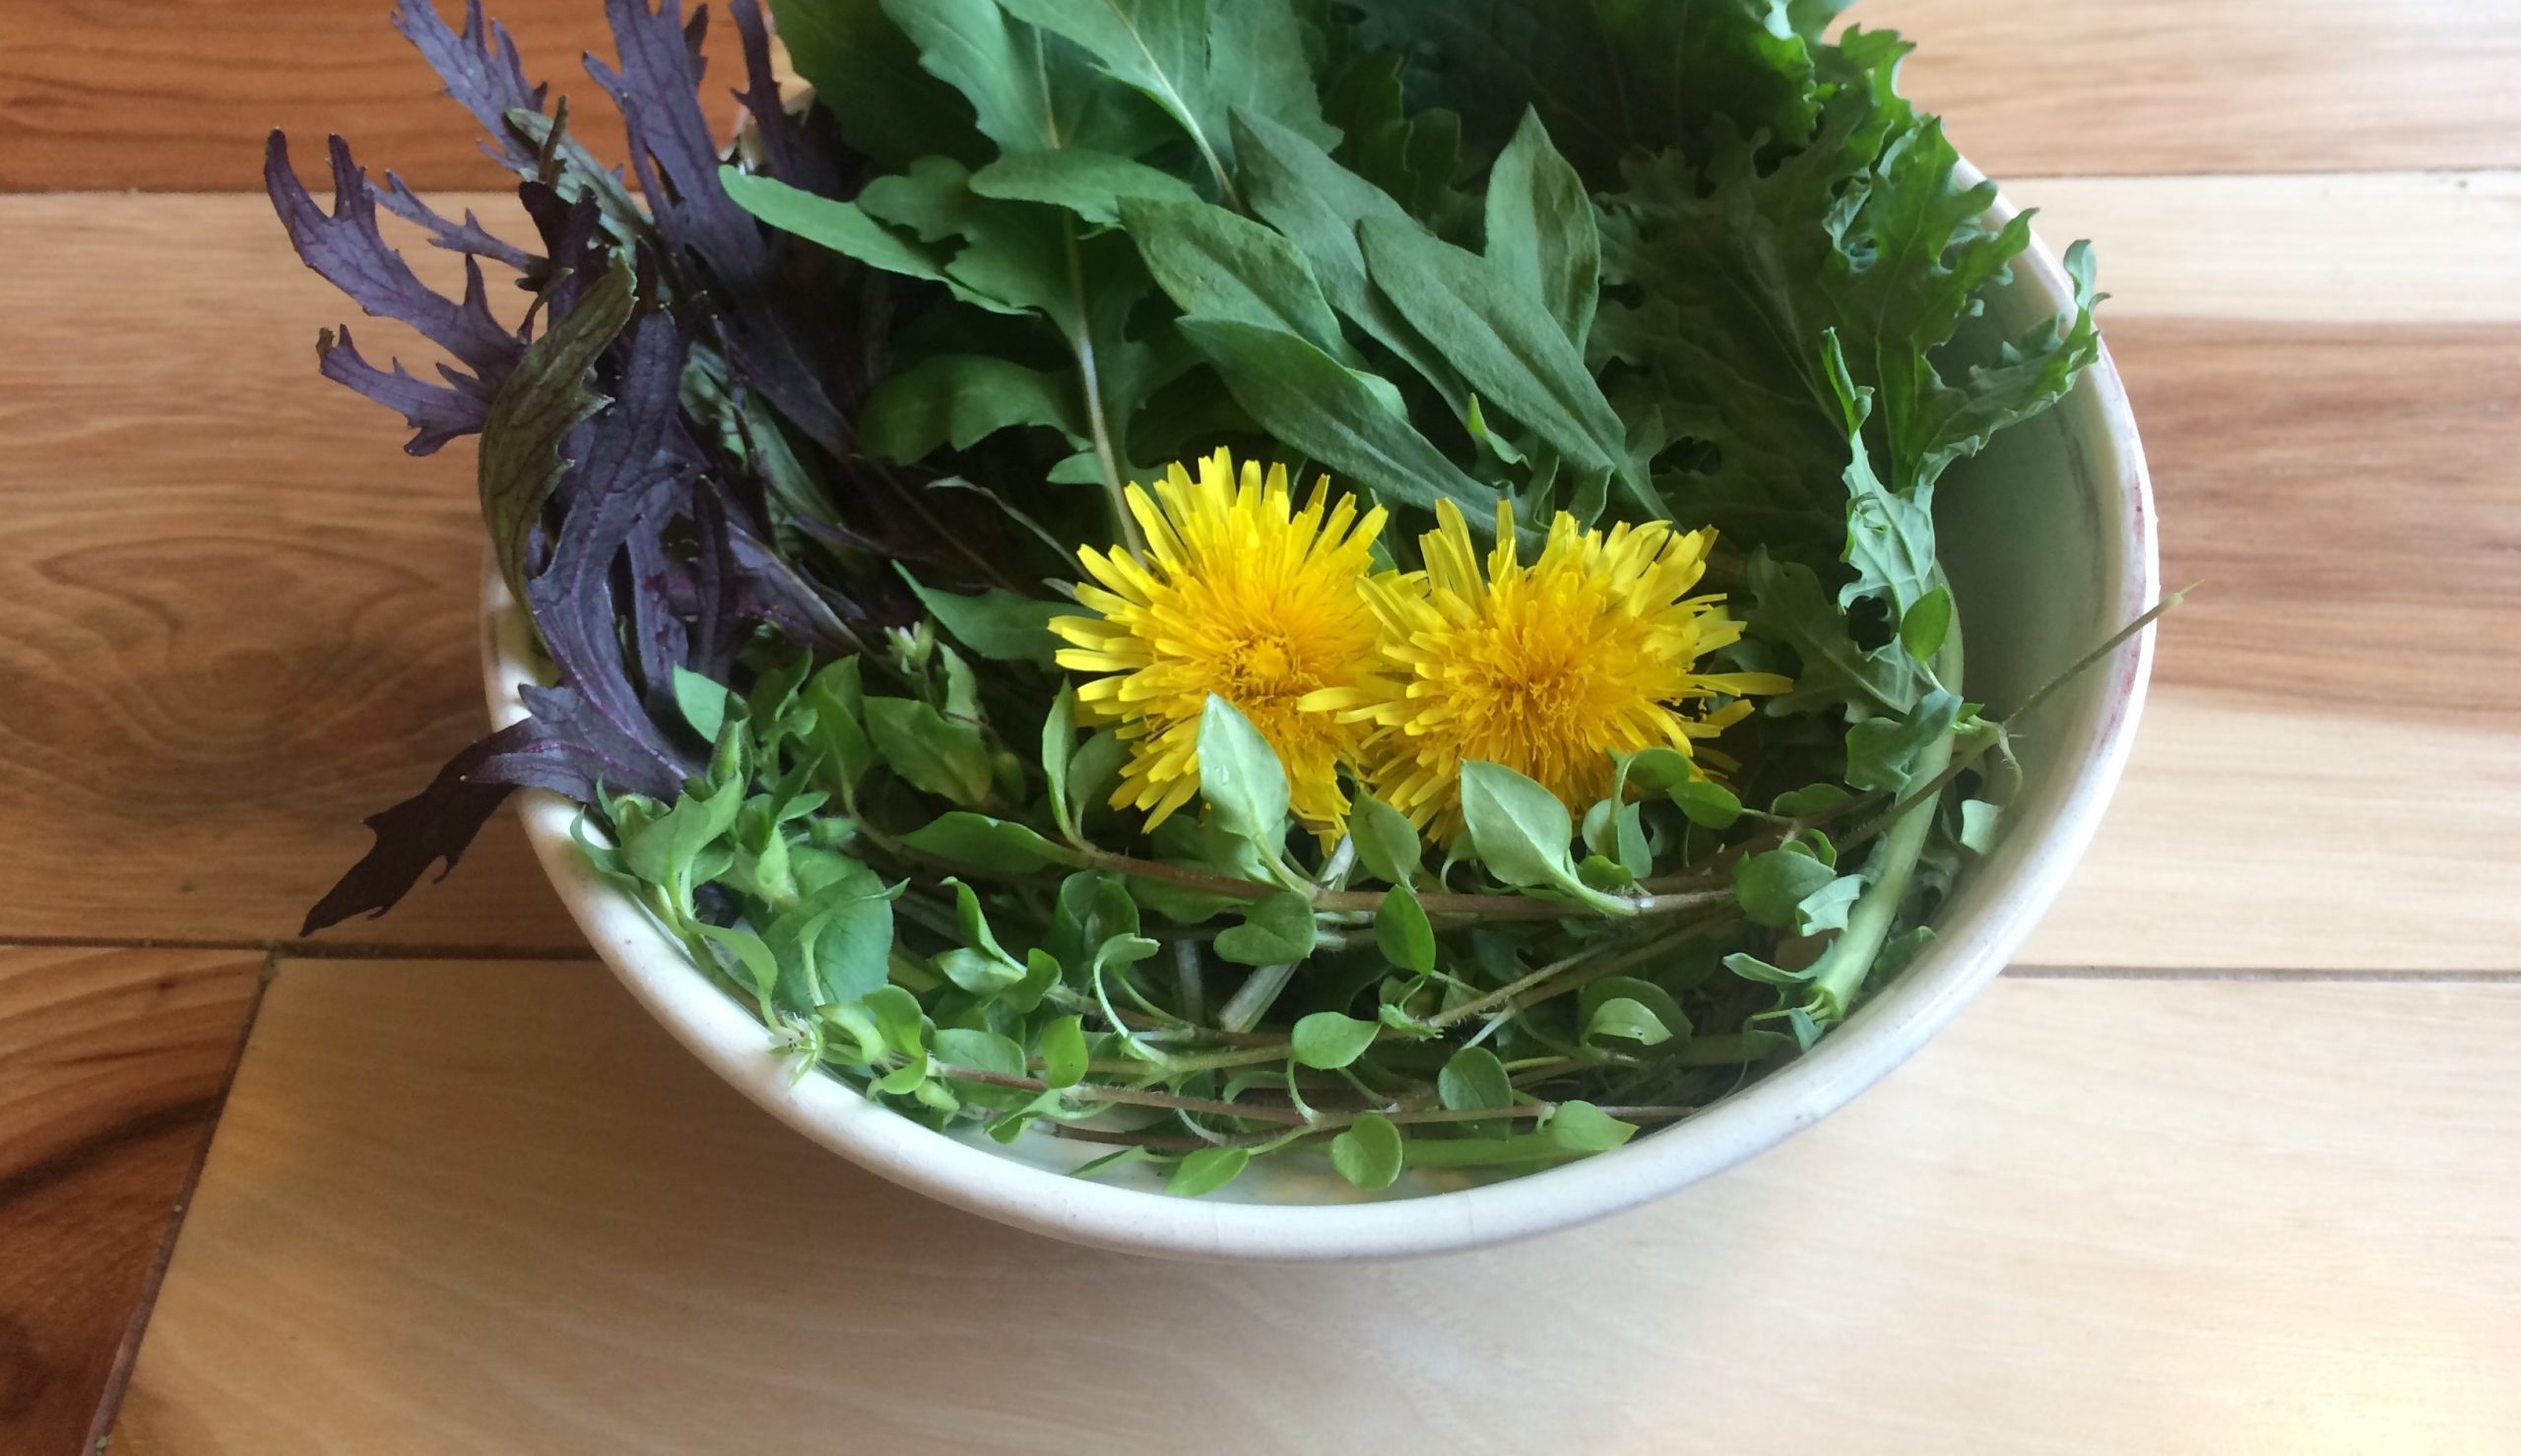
[281,0,2157,1255]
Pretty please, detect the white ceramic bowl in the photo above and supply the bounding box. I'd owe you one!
[483,183,2156,1261]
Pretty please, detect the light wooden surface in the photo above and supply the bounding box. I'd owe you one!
[8,1,2518,190]
[0,0,2516,1450]
[0,949,261,1454]
[116,959,2521,1455]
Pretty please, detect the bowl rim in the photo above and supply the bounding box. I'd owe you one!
[481,185,2159,1262]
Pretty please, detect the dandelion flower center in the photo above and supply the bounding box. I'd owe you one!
[1050,449,1387,835]
[1311,499,1790,843]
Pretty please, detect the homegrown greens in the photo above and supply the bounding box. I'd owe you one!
[282,0,2109,1195]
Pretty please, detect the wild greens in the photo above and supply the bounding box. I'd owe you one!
[283,0,2108,1195]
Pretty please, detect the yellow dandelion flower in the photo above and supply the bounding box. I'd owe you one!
[1309,499,1791,843]
[1050,449,1388,836]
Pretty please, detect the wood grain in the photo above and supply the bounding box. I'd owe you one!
[0,194,581,950]
[1861,0,2521,178]
[2019,320,2521,969]
[0,948,262,1456]
[2009,171,2521,323]
[0,0,630,194]
[114,959,2521,1454]
[6,2,2519,192]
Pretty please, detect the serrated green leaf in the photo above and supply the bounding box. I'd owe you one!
[1166,1145,1252,1197]
[1329,1110,1402,1189]
[1213,890,1318,966]
[1795,874,1864,935]
[1291,1011,1380,1070]
[1374,886,1435,974]
[880,0,1143,157]
[1734,849,1840,928]
[1745,549,1919,717]
[1482,107,1598,351]
[1822,331,1939,621]
[1844,689,1962,793]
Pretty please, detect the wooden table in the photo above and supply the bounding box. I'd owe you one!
[3,2,2516,1450]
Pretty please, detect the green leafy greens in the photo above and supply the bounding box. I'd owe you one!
[295,0,2124,1200]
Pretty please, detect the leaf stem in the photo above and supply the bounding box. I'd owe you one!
[1064,220,1143,557]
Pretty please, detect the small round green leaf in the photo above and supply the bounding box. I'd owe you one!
[1348,791,1424,887]
[1291,1011,1380,1069]
[1329,1112,1403,1189]
[1374,886,1435,974]
[1584,996,1672,1046]
[1196,695,1291,844]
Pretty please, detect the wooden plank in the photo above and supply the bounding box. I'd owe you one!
[7,1,2518,192]
[115,959,2521,1453]
[0,194,583,950]
[2022,321,2521,969]
[0,947,263,1456]
[0,0,629,193]
[1860,0,2521,178]
[2009,171,2521,323]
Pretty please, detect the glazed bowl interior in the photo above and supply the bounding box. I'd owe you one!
[485,188,2156,1260]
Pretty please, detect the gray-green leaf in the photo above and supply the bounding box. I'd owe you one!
[1359,217,1651,516]
[970,148,1201,224]
[1482,107,1598,351]
[1177,317,1499,527]
[1194,694,1290,845]
[1122,198,1352,360]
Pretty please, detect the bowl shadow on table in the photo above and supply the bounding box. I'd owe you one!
[126,959,1845,1453]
